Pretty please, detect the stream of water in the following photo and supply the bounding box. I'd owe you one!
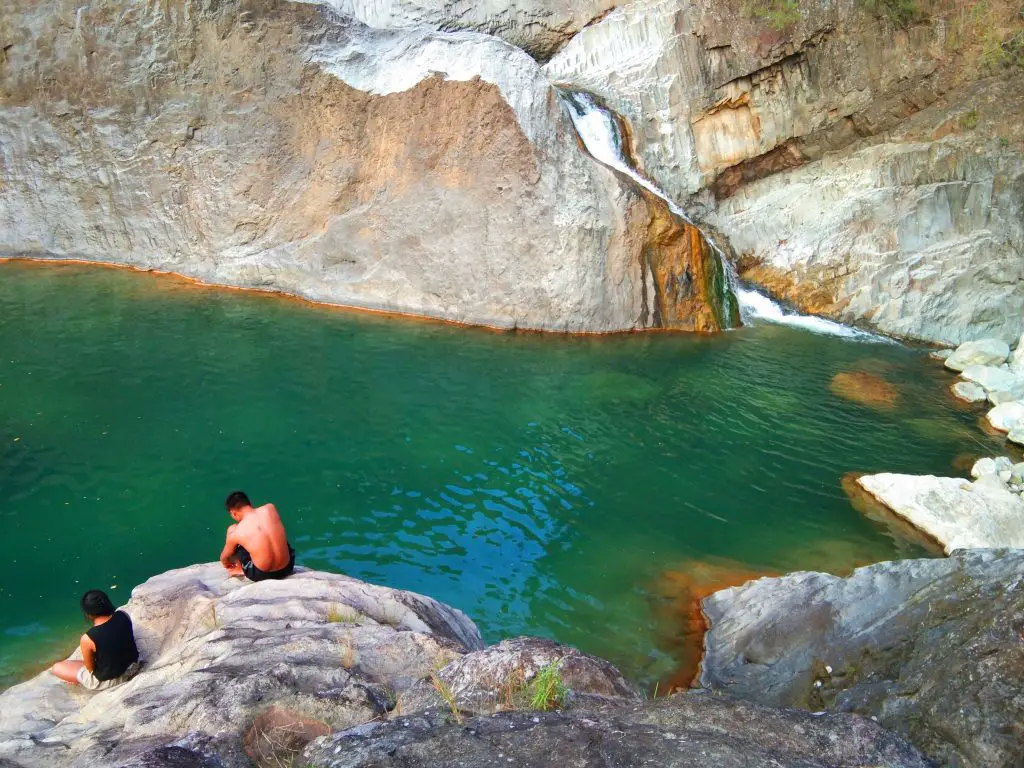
[0,262,1000,689]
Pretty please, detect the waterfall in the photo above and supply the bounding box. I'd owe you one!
[560,90,885,341]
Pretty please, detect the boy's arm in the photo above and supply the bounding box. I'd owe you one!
[80,634,96,672]
[219,524,239,568]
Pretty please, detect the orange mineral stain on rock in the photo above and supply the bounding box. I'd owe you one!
[830,371,900,410]
[652,558,777,693]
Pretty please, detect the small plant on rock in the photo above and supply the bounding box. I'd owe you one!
[429,671,463,724]
[325,604,361,624]
[528,661,568,712]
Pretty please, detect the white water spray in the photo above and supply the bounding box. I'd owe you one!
[560,90,886,341]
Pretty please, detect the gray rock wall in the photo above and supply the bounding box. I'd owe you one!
[0,0,655,333]
[546,0,1024,344]
[700,549,1024,768]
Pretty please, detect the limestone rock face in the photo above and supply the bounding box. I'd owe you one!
[306,0,618,61]
[302,692,931,768]
[546,0,1024,344]
[401,636,641,715]
[0,564,483,768]
[700,549,1024,768]
[946,339,1012,371]
[856,472,1024,552]
[0,0,666,333]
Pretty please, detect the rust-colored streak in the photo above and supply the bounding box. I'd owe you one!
[652,558,778,693]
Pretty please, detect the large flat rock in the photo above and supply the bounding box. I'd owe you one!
[700,549,1024,768]
[0,564,483,768]
[856,472,1024,552]
[302,692,931,768]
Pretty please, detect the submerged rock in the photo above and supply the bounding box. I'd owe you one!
[829,371,899,410]
[945,339,1013,371]
[855,472,1024,552]
[700,549,1024,768]
[0,564,482,768]
[302,691,931,768]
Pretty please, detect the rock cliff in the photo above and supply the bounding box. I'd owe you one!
[546,0,1024,343]
[2,0,738,332]
[700,548,1024,768]
[0,564,933,768]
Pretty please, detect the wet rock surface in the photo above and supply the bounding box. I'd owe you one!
[700,549,1024,768]
[302,691,931,768]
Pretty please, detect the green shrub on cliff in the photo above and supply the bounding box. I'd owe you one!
[743,0,802,29]
[860,0,921,26]
[529,662,568,711]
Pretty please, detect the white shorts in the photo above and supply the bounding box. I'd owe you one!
[76,661,142,691]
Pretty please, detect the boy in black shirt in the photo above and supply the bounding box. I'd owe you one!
[50,590,141,691]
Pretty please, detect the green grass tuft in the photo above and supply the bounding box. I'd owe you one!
[528,661,568,712]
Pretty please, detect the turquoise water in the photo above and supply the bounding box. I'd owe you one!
[0,262,1000,689]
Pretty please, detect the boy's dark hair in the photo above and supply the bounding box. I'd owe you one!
[225,491,252,511]
[81,590,116,619]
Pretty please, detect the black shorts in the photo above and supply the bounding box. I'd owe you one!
[234,544,296,582]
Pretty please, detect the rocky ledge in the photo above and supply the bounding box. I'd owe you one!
[700,548,1024,768]
[0,563,936,768]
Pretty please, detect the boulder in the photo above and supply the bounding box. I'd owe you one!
[1012,463,1024,484]
[970,457,999,479]
[986,401,1024,432]
[700,549,1024,768]
[400,636,641,715]
[1011,334,1024,375]
[0,564,483,768]
[302,691,931,768]
[951,380,988,403]
[958,364,1022,395]
[0,0,695,333]
[945,340,1013,372]
[1009,425,1024,447]
[855,472,1024,552]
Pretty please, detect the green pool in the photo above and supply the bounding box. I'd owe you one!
[0,262,998,689]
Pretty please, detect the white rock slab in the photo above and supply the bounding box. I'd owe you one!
[945,339,1011,372]
[952,380,988,403]
[959,364,1022,395]
[987,401,1024,432]
[857,473,1024,553]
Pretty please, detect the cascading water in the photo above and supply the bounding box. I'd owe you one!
[560,90,739,330]
[560,90,885,341]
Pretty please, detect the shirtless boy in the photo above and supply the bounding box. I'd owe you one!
[219,491,295,581]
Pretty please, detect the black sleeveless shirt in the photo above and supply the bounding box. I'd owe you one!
[86,611,139,681]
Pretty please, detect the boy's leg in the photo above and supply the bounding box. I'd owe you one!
[50,660,85,684]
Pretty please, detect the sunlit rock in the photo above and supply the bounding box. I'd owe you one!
[986,401,1024,433]
[856,473,1024,552]
[0,564,483,767]
[945,339,1012,372]
[951,380,987,403]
